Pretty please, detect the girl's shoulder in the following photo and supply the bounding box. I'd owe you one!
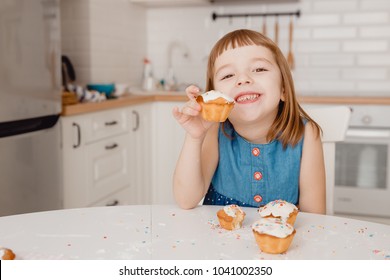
[303,118,322,140]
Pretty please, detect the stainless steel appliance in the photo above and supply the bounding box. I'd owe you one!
[0,0,62,216]
[334,104,390,217]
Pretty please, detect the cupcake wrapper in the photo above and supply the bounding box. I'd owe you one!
[200,103,234,122]
[252,229,296,254]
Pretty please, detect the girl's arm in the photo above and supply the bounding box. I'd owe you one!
[172,125,219,209]
[299,121,326,214]
[172,85,219,209]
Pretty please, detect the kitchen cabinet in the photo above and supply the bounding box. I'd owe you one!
[127,101,185,205]
[127,103,153,204]
[61,108,134,208]
[150,101,185,204]
[61,100,186,208]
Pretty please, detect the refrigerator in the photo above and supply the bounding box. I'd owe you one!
[0,0,62,216]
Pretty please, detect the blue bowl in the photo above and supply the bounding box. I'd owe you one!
[87,83,115,97]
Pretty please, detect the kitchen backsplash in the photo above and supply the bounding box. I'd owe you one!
[61,0,390,97]
[60,0,147,87]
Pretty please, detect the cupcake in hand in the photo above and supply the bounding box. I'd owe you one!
[196,90,235,122]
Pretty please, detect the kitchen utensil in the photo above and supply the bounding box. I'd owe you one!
[87,83,115,97]
[114,83,129,97]
[287,17,295,70]
[62,91,78,105]
[61,55,76,91]
[274,16,279,45]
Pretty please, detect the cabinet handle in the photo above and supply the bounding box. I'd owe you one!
[105,143,118,150]
[72,122,81,148]
[105,120,118,126]
[105,199,119,206]
[132,110,140,131]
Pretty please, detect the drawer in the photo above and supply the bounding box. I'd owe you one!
[86,133,131,204]
[84,109,128,143]
[90,186,134,207]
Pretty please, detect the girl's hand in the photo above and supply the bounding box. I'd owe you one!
[172,85,213,139]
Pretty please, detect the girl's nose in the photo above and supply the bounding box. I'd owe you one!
[236,74,253,86]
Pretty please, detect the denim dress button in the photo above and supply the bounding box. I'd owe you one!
[254,171,263,181]
[252,148,260,156]
[253,195,263,203]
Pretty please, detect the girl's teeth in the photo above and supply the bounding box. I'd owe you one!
[237,94,259,102]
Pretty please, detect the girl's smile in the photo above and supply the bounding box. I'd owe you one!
[234,92,262,104]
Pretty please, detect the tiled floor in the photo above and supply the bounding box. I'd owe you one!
[335,213,390,226]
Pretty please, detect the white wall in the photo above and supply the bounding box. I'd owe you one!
[61,0,147,86]
[146,0,390,97]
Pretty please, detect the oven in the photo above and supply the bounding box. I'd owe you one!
[334,104,390,217]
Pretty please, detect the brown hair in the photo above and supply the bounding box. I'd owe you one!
[206,29,320,147]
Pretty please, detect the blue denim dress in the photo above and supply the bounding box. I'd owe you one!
[203,121,303,208]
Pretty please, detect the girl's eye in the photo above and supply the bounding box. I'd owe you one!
[254,67,267,73]
[221,74,234,80]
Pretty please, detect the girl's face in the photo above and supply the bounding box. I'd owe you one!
[213,44,284,126]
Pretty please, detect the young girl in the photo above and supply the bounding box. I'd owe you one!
[172,29,326,214]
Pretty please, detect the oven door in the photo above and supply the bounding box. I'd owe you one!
[334,128,390,217]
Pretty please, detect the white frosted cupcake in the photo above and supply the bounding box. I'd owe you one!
[0,247,15,260]
[217,204,246,230]
[252,218,296,254]
[196,90,235,122]
[258,200,299,226]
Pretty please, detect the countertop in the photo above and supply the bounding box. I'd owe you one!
[61,91,390,116]
[1,205,389,260]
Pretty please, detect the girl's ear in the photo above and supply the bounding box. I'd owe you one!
[281,88,286,102]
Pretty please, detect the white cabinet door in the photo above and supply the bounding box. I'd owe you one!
[86,133,131,204]
[84,109,128,143]
[128,103,153,204]
[151,101,185,204]
[61,115,89,208]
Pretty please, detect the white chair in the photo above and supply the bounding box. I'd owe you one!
[304,105,351,215]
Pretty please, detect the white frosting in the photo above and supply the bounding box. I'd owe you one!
[258,200,297,220]
[223,204,243,217]
[252,218,294,238]
[201,90,234,103]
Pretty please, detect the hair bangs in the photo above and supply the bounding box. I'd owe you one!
[215,33,256,56]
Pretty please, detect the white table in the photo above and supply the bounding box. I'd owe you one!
[0,205,389,260]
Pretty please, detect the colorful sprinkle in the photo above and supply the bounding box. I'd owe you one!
[372,249,390,259]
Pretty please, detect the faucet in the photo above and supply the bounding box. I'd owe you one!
[165,41,190,91]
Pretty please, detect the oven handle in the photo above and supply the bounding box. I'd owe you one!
[346,128,390,139]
